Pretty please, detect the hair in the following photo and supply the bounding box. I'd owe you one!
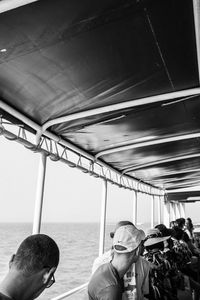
[155,224,173,238]
[175,218,185,229]
[171,226,183,240]
[13,234,59,276]
[186,217,194,231]
[170,221,176,228]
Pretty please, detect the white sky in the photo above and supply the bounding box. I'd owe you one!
[0,136,200,224]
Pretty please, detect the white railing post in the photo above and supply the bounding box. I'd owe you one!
[158,196,161,224]
[180,203,186,218]
[175,202,181,219]
[163,198,170,227]
[99,179,108,256]
[170,202,176,222]
[32,153,47,234]
[151,195,155,228]
[133,191,138,225]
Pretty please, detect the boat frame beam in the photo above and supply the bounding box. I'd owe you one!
[32,152,47,234]
[99,179,108,256]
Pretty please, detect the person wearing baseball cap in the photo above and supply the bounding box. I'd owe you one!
[92,220,134,274]
[88,224,150,300]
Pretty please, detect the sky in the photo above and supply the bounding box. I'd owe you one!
[1,135,200,224]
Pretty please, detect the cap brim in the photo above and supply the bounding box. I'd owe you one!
[114,245,139,253]
[144,236,170,247]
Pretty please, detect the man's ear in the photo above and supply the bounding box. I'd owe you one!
[43,267,56,285]
[9,254,15,269]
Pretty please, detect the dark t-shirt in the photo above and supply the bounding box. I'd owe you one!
[88,262,124,300]
[0,293,13,300]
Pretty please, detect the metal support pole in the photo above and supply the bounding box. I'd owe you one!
[158,196,161,224]
[163,198,170,227]
[99,179,108,256]
[170,202,176,221]
[133,191,138,225]
[32,153,47,234]
[175,202,181,219]
[180,203,186,218]
[151,195,155,228]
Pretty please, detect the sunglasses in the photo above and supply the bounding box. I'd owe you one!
[46,273,55,288]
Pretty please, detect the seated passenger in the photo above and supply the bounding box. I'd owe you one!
[144,228,178,300]
[88,224,149,300]
[185,218,194,242]
[0,234,59,300]
[92,220,134,274]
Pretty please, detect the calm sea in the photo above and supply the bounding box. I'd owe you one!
[0,223,114,300]
[0,222,149,300]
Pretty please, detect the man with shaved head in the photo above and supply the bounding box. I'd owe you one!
[0,234,59,300]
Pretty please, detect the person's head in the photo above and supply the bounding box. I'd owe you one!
[144,228,170,251]
[112,224,145,276]
[8,234,59,300]
[176,218,185,229]
[171,226,184,241]
[186,217,194,231]
[155,224,173,249]
[170,221,176,228]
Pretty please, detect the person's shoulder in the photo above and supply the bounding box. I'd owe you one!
[138,256,151,270]
[97,284,122,300]
[92,250,112,274]
[90,262,113,283]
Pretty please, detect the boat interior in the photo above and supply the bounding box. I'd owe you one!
[0,0,200,299]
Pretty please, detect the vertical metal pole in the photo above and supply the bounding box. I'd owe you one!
[175,202,181,219]
[180,203,186,218]
[32,153,47,234]
[151,195,155,228]
[133,191,138,225]
[99,179,108,256]
[163,197,170,227]
[158,196,161,224]
[171,202,176,221]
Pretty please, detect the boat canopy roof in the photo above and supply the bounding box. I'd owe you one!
[0,0,200,201]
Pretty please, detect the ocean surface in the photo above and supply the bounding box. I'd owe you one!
[0,222,149,300]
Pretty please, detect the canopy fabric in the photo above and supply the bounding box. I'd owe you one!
[0,0,200,201]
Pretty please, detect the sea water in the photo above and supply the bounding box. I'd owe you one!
[0,222,150,300]
[0,223,113,300]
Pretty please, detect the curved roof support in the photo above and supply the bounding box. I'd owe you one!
[95,132,200,159]
[36,87,200,143]
[146,168,200,179]
[0,0,38,13]
[193,0,200,82]
[0,102,163,195]
[123,153,200,174]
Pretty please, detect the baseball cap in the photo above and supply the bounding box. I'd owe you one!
[110,221,134,238]
[113,225,145,253]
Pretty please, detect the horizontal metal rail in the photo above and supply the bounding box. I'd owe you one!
[0,107,163,196]
[123,153,200,174]
[51,282,88,300]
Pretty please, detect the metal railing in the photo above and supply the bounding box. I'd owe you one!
[51,282,88,300]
